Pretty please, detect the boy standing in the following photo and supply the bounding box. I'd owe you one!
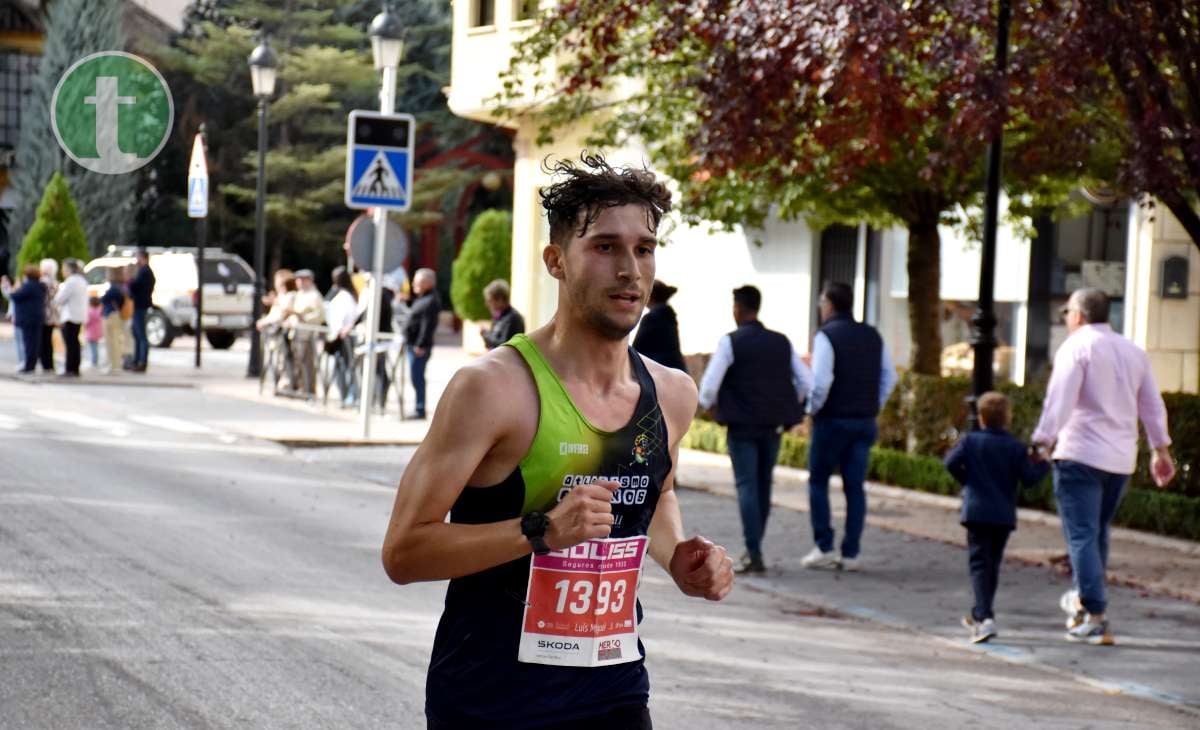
[944,392,1049,643]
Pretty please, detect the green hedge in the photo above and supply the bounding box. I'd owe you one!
[682,419,1200,541]
[877,372,1200,500]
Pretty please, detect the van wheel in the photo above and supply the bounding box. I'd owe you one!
[146,308,176,348]
[205,330,238,350]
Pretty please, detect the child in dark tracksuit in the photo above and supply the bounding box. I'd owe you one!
[944,392,1049,643]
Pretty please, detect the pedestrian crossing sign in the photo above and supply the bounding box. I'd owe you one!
[344,110,415,212]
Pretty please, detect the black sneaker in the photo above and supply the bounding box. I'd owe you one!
[735,554,766,575]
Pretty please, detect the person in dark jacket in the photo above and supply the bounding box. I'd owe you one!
[802,282,898,572]
[633,279,686,372]
[4,265,46,373]
[698,285,812,574]
[402,268,441,419]
[944,392,1049,644]
[126,248,155,372]
[479,279,525,349]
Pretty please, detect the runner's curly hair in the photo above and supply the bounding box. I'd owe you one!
[540,152,672,247]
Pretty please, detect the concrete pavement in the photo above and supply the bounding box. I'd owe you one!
[2,376,1196,728]
[2,324,1199,717]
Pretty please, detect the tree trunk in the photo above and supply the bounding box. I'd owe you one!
[1156,190,1200,254]
[906,219,943,375]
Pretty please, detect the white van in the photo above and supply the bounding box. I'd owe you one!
[84,246,255,349]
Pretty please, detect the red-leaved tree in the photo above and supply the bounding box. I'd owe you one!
[505,1,1112,373]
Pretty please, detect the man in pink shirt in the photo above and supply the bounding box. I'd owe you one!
[1032,288,1175,645]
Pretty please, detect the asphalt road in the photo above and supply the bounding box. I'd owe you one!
[0,378,1194,729]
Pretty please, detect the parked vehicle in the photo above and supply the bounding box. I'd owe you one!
[83,246,255,349]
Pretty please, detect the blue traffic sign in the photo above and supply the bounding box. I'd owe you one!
[344,110,415,211]
[187,176,207,218]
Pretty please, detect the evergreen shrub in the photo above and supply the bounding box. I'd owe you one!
[450,210,513,322]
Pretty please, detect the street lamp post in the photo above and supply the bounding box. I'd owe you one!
[968,0,1011,430]
[247,34,278,379]
[360,4,405,437]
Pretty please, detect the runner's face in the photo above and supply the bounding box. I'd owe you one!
[556,204,657,341]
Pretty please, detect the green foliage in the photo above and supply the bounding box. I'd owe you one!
[17,173,89,272]
[143,0,508,284]
[684,417,1200,541]
[450,210,513,322]
[9,0,135,256]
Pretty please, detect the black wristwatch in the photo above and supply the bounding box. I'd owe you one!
[521,511,551,556]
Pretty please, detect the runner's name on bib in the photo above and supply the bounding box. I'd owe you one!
[518,536,649,667]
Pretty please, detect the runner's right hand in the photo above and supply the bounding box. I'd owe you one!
[545,480,619,550]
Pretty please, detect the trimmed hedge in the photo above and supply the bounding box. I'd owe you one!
[877,372,1200,500]
[682,419,1200,541]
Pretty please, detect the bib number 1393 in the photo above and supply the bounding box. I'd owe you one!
[518,535,649,667]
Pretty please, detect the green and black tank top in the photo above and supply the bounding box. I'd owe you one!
[425,334,673,728]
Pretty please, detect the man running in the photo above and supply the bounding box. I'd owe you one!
[382,153,734,729]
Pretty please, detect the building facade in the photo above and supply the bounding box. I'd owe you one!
[449,1,1199,393]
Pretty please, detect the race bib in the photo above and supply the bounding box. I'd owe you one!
[518,536,649,667]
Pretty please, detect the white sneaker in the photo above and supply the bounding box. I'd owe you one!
[1060,589,1085,630]
[801,547,839,570]
[839,556,862,572]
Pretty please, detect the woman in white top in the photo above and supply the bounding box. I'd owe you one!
[325,266,359,407]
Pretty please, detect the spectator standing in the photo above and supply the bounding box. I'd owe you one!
[402,268,440,420]
[3,265,45,373]
[372,275,397,411]
[803,282,898,572]
[127,249,155,372]
[1031,288,1174,645]
[101,269,127,373]
[38,258,59,373]
[325,266,360,408]
[944,392,1049,644]
[633,279,687,371]
[479,279,525,350]
[54,259,88,377]
[1,272,25,368]
[290,269,324,396]
[698,285,811,573]
[85,296,103,369]
[256,269,298,391]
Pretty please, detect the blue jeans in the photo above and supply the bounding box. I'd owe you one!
[727,429,783,561]
[131,308,149,367]
[1053,460,1128,615]
[408,347,430,415]
[808,417,877,558]
[13,324,25,367]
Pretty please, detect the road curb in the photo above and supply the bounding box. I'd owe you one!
[264,437,422,449]
[0,372,196,388]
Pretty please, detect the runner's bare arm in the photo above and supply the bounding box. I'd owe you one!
[382,358,617,584]
[645,361,734,601]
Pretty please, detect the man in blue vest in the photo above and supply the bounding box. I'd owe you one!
[700,285,811,574]
[802,282,897,571]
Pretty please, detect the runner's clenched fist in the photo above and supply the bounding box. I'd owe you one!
[545,479,620,550]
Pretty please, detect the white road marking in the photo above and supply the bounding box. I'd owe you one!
[32,409,130,437]
[128,414,214,434]
[0,413,21,430]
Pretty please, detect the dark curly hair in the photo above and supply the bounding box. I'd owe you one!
[539,153,673,247]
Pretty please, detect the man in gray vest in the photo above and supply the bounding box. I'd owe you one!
[700,285,812,574]
[802,282,897,571]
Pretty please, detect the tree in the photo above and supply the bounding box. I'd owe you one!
[503,1,1104,373]
[17,172,89,272]
[1052,1,1200,250]
[147,0,510,287]
[450,209,513,322]
[9,0,137,257]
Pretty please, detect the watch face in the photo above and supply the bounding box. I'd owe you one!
[522,512,548,536]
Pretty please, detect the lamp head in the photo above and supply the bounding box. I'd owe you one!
[368,5,406,70]
[248,33,279,98]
